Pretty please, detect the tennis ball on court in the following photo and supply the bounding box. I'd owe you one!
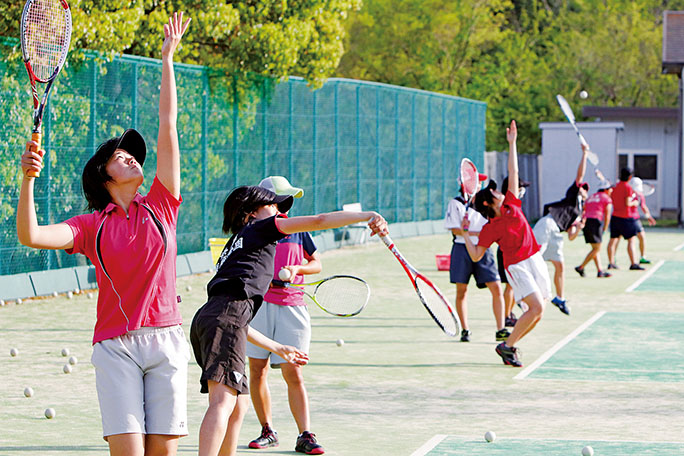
[278,268,291,280]
[186,285,192,291]
[68,356,78,366]
[9,347,18,357]
[579,90,588,99]
[66,291,73,299]
[87,292,94,299]
[582,445,594,456]
[63,364,72,374]
[61,348,70,357]
[52,291,58,297]
[24,387,34,398]
[484,431,496,443]
[0,299,4,306]
[16,298,23,305]
[45,408,56,419]
[336,338,344,347]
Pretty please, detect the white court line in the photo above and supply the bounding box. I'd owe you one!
[625,260,665,292]
[410,434,447,456]
[674,241,684,252]
[514,311,606,380]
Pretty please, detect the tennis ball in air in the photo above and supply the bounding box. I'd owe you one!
[579,90,588,99]
[336,339,344,347]
[9,347,18,357]
[24,387,34,398]
[66,291,73,299]
[63,364,72,374]
[68,356,78,366]
[582,446,594,456]
[484,431,496,443]
[278,268,292,280]
[44,408,56,419]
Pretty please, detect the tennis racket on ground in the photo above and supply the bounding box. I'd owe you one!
[556,94,599,166]
[272,275,370,317]
[379,234,459,336]
[460,158,479,207]
[20,0,72,178]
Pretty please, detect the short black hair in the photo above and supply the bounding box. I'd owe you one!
[473,180,498,219]
[222,186,286,234]
[619,167,633,182]
[82,138,118,212]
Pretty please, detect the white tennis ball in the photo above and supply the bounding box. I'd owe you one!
[44,407,56,419]
[582,445,594,456]
[68,356,78,366]
[63,364,72,374]
[278,268,292,280]
[579,90,588,99]
[74,288,80,294]
[16,298,22,305]
[24,387,34,397]
[186,285,192,291]
[66,291,73,299]
[484,431,496,442]
[336,338,344,347]
[0,299,4,306]
[9,347,18,357]
[87,292,94,299]
[52,291,58,297]
[61,348,70,357]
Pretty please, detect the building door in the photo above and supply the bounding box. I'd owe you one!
[617,149,660,218]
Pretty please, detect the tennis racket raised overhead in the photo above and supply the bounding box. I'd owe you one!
[20,0,72,177]
[380,234,459,336]
[555,94,599,166]
[272,275,370,317]
[460,158,479,207]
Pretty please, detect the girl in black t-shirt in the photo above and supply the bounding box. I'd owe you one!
[191,185,387,456]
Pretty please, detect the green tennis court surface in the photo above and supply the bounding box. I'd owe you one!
[417,436,684,455]
[526,312,684,382]
[632,261,684,292]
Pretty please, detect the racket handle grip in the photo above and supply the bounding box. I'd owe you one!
[379,233,393,247]
[27,131,42,178]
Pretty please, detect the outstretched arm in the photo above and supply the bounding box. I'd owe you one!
[276,211,389,237]
[575,143,589,186]
[157,12,191,199]
[507,120,518,197]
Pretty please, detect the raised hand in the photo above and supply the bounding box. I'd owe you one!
[506,119,517,144]
[161,12,191,59]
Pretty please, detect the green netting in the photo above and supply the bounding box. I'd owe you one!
[0,42,486,276]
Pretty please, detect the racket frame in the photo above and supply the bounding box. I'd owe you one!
[273,275,370,317]
[556,94,599,166]
[20,0,72,177]
[459,158,479,206]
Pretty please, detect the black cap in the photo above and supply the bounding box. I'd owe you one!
[92,129,147,167]
[501,176,530,194]
[268,191,294,213]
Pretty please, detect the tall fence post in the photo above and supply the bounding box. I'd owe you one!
[427,97,432,220]
[355,86,361,204]
[44,94,52,270]
[442,100,447,214]
[411,93,416,221]
[394,92,400,221]
[232,74,239,186]
[312,90,317,213]
[262,79,268,177]
[288,83,293,181]
[201,70,209,250]
[334,83,340,209]
[376,88,381,212]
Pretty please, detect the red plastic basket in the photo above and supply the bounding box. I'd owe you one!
[435,254,451,271]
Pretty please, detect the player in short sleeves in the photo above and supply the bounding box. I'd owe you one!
[575,183,613,278]
[606,168,644,271]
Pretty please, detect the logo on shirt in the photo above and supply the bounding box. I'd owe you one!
[217,237,243,269]
[142,216,148,224]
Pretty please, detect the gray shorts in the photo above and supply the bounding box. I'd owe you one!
[533,214,564,262]
[91,325,190,437]
[246,301,311,364]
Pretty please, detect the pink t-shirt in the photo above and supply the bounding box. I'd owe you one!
[583,192,612,221]
[477,191,540,268]
[611,181,635,218]
[65,177,182,344]
[628,193,647,219]
[263,232,317,306]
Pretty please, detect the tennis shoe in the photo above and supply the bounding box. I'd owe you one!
[495,342,523,367]
[505,313,517,327]
[295,431,325,455]
[249,425,279,449]
[607,263,619,270]
[630,264,645,271]
[495,328,510,341]
[639,257,651,264]
[574,266,585,277]
[597,270,612,278]
[460,329,472,342]
[551,297,570,316]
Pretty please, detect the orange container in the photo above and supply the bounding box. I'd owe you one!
[435,254,451,271]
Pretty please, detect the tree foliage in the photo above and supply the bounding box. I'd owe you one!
[337,0,684,152]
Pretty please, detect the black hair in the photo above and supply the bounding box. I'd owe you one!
[619,167,633,182]
[82,138,118,212]
[473,180,498,219]
[222,186,280,234]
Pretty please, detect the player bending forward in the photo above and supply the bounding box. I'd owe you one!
[461,120,552,367]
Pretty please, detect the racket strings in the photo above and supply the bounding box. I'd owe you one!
[23,0,70,81]
[314,277,370,316]
[415,278,458,337]
[460,162,479,195]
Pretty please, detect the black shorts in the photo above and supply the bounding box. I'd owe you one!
[497,247,508,284]
[190,296,256,395]
[583,218,604,244]
[609,216,640,240]
[449,243,500,286]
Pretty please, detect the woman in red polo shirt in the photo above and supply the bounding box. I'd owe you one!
[17,13,192,456]
[461,120,551,368]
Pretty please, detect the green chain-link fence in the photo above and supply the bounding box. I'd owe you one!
[0,42,486,277]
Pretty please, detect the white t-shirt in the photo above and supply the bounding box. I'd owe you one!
[444,197,488,244]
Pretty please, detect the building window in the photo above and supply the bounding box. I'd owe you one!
[618,154,628,172]
[634,154,657,180]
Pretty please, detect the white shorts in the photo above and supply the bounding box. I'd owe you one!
[246,302,311,365]
[533,214,564,262]
[505,252,552,303]
[91,325,190,437]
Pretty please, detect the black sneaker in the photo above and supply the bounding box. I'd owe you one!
[551,297,570,315]
[607,263,619,270]
[495,328,510,341]
[574,266,585,277]
[295,431,325,455]
[630,264,645,270]
[597,270,612,278]
[505,313,517,327]
[460,329,472,342]
[249,425,279,449]
[495,342,523,367]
